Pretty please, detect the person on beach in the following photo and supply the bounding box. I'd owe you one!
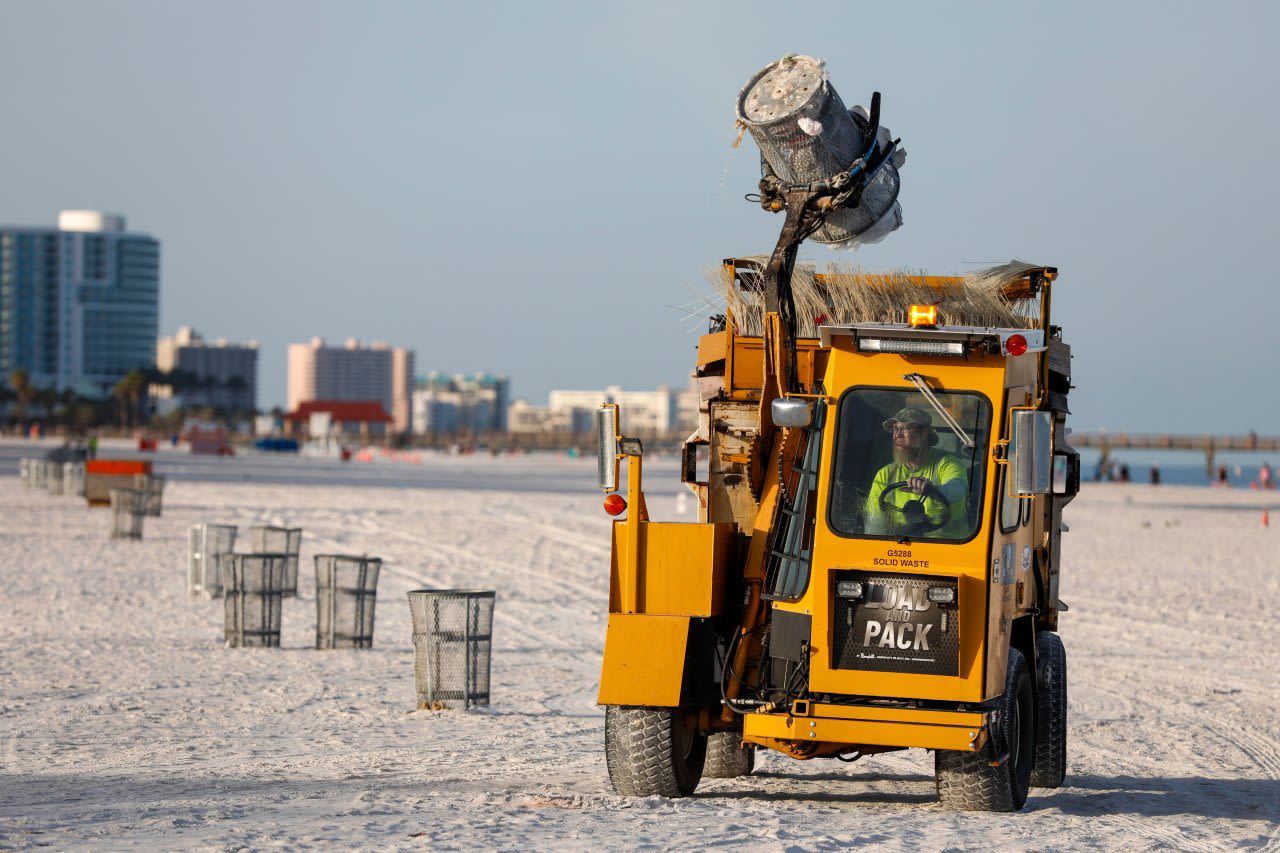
[1260,462,1273,490]
[864,407,967,537]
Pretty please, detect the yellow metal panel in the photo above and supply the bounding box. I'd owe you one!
[797,339,1009,704]
[640,522,732,616]
[729,337,765,395]
[726,336,828,397]
[803,701,984,728]
[597,614,689,707]
[610,521,733,616]
[744,711,986,752]
[696,330,728,367]
[608,521,628,613]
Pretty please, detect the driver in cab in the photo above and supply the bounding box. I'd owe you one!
[865,407,968,537]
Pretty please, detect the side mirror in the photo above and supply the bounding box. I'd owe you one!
[596,405,619,492]
[1052,451,1080,496]
[771,397,811,428]
[1010,410,1052,495]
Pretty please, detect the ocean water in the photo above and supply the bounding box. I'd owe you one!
[1074,450,1276,489]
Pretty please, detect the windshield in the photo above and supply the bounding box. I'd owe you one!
[828,387,992,542]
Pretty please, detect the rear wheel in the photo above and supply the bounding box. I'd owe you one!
[604,705,706,797]
[935,647,1035,811]
[702,731,755,778]
[1030,631,1067,788]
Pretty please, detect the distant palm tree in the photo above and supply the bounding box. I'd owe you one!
[114,369,147,429]
[8,369,35,426]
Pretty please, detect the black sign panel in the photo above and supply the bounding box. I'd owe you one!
[832,571,959,676]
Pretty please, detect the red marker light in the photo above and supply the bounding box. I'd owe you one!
[603,494,627,516]
[1005,334,1028,356]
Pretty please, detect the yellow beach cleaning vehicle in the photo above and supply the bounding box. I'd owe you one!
[595,257,1077,811]
[595,57,1076,811]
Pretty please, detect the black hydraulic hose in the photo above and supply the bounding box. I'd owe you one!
[719,627,755,714]
[863,92,882,162]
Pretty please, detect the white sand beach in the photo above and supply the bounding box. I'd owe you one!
[1,444,1277,851]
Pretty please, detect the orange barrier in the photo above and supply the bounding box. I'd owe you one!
[85,459,153,507]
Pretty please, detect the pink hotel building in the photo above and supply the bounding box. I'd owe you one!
[286,338,415,434]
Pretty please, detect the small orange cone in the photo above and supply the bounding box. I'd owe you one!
[1264,509,1270,528]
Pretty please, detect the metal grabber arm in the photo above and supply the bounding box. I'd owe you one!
[721,94,901,719]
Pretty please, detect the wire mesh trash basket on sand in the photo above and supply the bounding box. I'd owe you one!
[46,461,64,495]
[133,474,166,517]
[224,554,288,648]
[109,488,146,540]
[188,524,238,598]
[248,526,302,597]
[29,459,47,490]
[63,462,85,497]
[315,555,382,649]
[408,590,495,709]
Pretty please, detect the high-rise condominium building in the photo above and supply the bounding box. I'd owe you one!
[155,326,259,413]
[287,338,414,433]
[411,372,510,435]
[0,211,160,395]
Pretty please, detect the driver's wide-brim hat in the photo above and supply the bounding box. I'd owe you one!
[882,407,939,445]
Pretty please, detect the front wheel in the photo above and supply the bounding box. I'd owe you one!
[604,705,706,797]
[1031,631,1067,788]
[935,647,1035,811]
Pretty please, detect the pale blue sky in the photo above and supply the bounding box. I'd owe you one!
[2,1,1277,432]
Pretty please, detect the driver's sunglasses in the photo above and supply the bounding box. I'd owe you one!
[891,424,925,435]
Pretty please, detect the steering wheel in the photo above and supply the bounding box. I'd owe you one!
[878,480,952,533]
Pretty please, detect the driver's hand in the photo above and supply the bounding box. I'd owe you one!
[905,476,930,494]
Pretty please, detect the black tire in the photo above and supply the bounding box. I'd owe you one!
[935,647,1035,811]
[702,731,755,779]
[1030,631,1067,788]
[604,705,706,797]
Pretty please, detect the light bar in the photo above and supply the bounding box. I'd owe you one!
[927,586,956,604]
[858,338,967,356]
[836,580,865,599]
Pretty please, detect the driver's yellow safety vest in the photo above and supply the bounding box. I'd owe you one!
[864,450,968,537]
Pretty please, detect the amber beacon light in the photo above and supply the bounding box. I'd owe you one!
[907,304,938,327]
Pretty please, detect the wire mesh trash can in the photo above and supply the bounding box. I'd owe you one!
[63,462,85,497]
[109,488,146,539]
[736,54,903,248]
[248,526,302,597]
[30,459,47,490]
[188,524,238,598]
[407,590,495,709]
[315,555,382,649]
[133,474,166,517]
[46,460,64,495]
[224,554,288,648]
